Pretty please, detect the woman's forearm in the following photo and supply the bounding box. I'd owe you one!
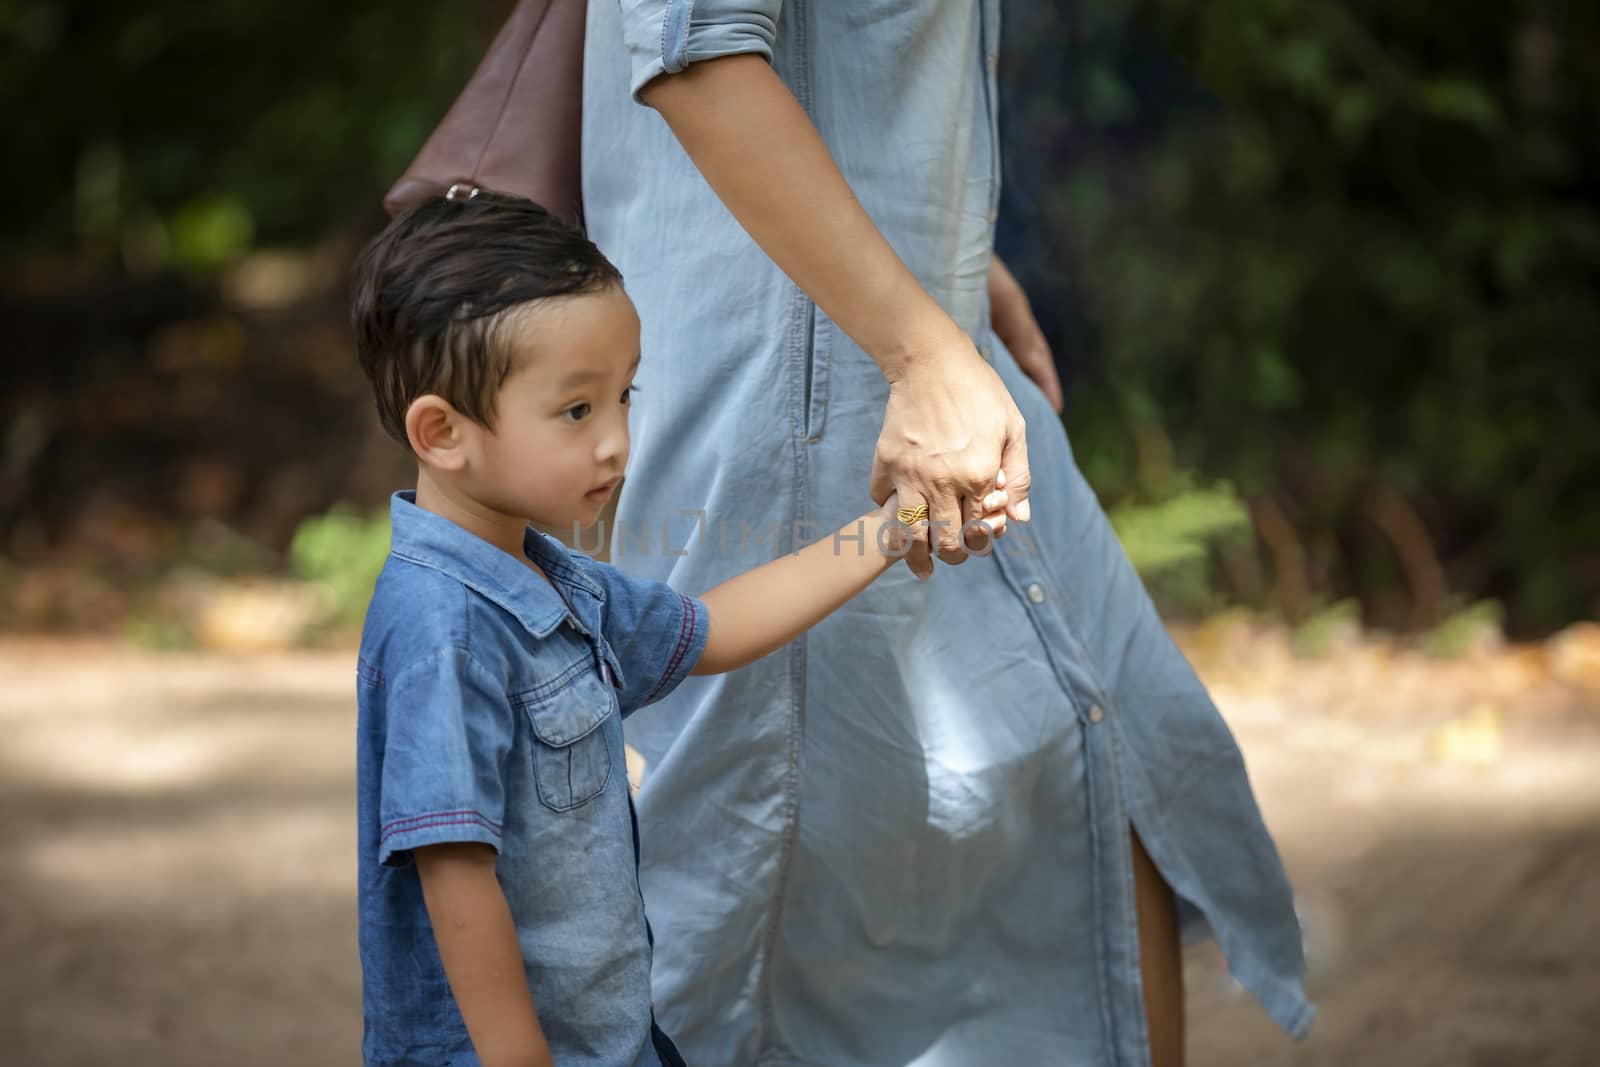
[691,511,903,675]
[640,54,964,382]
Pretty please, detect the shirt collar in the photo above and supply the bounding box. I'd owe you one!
[386,491,606,640]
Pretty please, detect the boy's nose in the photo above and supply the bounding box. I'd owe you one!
[597,418,629,465]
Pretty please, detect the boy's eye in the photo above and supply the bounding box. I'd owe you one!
[621,383,639,404]
[564,403,591,422]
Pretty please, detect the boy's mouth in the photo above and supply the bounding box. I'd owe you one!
[587,478,619,499]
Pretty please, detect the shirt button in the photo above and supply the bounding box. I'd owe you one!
[565,617,580,631]
[986,53,998,72]
[1088,705,1105,724]
[1026,583,1046,604]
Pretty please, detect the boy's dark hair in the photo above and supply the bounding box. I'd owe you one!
[351,191,623,446]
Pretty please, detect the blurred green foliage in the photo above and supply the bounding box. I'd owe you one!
[1111,485,1250,576]
[1109,478,1251,615]
[0,0,511,254]
[1,1,1595,634]
[124,606,196,650]
[1292,598,1362,659]
[1423,599,1505,659]
[290,504,390,627]
[1002,1,1599,633]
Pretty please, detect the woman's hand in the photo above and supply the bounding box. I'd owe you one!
[869,328,1032,580]
[989,255,1063,413]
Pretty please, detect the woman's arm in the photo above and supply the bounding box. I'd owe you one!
[640,56,1032,580]
[415,844,554,1067]
[642,57,955,382]
[691,488,1007,675]
[989,254,1064,413]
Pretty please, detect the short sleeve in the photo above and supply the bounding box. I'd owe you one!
[621,0,782,102]
[376,647,513,867]
[581,561,711,717]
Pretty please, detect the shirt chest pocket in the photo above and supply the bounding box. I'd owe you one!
[515,667,615,813]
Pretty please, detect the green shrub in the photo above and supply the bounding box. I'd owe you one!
[1292,599,1362,659]
[1002,0,1600,635]
[1110,478,1251,615]
[289,505,391,627]
[1423,599,1504,659]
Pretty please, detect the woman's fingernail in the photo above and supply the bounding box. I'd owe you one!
[1017,499,1031,522]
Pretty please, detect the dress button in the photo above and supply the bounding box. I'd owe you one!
[1088,705,1105,723]
[1026,582,1046,604]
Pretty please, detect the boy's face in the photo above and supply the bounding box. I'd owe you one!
[465,285,641,530]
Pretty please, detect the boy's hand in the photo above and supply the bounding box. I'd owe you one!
[967,467,1011,552]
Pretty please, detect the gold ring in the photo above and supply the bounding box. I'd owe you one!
[895,503,930,525]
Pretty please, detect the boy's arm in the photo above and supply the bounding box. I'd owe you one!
[691,490,1007,676]
[415,843,554,1067]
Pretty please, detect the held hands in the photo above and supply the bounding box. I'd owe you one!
[876,479,1011,572]
[869,325,1032,581]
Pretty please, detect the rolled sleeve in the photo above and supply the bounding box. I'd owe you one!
[581,560,711,716]
[621,0,782,102]
[377,648,513,867]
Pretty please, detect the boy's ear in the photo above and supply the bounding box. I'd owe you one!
[405,395,470,471]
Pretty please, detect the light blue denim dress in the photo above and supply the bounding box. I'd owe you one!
[582,2,1316,1064]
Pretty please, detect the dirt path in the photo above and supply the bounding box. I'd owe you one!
[2,638,1597,1066]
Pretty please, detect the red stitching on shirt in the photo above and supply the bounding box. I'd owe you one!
[382,809,502,834]
[641,607,688,703]
[657,595,695,697]
[380,814,502,845]
[643,594,696,704]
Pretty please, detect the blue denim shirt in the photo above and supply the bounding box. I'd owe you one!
[356,491,710,1067]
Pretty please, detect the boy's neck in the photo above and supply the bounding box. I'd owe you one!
[413,467,549,581]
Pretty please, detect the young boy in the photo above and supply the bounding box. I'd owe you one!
[349,190,1009,1067]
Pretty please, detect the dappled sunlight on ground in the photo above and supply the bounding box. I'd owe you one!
[3,635,1598,1066]
[1,641,361,1067]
